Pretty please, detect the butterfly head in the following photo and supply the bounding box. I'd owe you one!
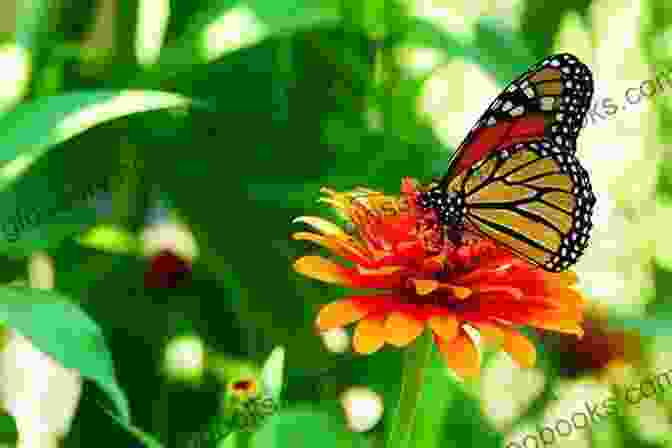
[417,186,465,230]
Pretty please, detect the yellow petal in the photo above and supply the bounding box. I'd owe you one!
[474,322,503,345]
[438,331,480,378]
[413,279,439,296]
[428,314,459,343]
[384,312,424,347]
[293,232,369,261]
[292,216,351,240]
[501,328,537,368]
[353,318,387,354]
[316,300,366,331]
[293,256,353,286]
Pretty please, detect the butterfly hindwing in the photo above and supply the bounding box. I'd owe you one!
[441,53,594,185]
[446,138,596,272]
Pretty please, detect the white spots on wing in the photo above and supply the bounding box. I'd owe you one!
[510,105,525,116]
[540,97,555,111]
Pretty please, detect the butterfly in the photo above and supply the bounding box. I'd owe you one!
[418,53,596,272]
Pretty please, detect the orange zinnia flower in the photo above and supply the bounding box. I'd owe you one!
[292,178,585,378]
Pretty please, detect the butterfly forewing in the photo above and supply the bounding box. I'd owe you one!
[445,139,596,272]
[441,53,594,187]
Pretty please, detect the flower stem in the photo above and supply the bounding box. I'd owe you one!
[235,430,253,448]
[385,330,434,448]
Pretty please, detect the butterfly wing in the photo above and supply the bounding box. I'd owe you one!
[446,138,596,272]
[441,53,594,187]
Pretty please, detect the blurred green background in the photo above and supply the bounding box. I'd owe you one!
[0,0,670,447]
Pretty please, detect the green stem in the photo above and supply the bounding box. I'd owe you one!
[235,430,253,448]
[385,330,434,448]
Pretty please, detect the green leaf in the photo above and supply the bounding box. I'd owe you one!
[0,286,130,423]
[260,346,285,402]
[100,404,164,448]
[605,314,672,337]
[15,0,56,55]
[468,17,536,87]
[0,90,191,173]
[519,0,592,60]
[0,90,193,255]
[253,406,371,448]
[391,17,466,60]
[153,0,340,78]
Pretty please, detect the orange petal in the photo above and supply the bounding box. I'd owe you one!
[528,313,584,337]
[353,318,387,354]
[473,321,504,345]
[473,286,523,300]
[293,256,353,286]
[501,327,537,368]
[451,286,472,300]
[292,216,351,240]
[545,270,578,288]
[544,287,585,312]
[316,300,367,331]
[293,232,369,263]
[358,265,404,275]
[385,312,424,347]
[428,314,459,343]
[413,279,439,296]
[438,330,480,378]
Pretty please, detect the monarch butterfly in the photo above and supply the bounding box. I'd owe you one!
[419,53,596,272]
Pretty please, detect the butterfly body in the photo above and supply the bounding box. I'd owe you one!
[419,54,597,272]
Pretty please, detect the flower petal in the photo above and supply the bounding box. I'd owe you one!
[293,256,353,286]
[437,330,480,378]
[292,216,351,240]
[353,318,387,354]
[428,314,459,343]
[293,232,371,265]
[542,287,585,312]
[545,270,578,289]
[501,327,537,368]
[316,300,367,331]
[528,312,584,337]
[473,286,523,300]
[473,321,504,345]
[413,279,439,296]
[451,286,472,300]
[384,312,424,347]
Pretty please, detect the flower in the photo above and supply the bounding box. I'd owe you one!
[224,378,278,433]
[144,249,192,289]
[292,178,585,378]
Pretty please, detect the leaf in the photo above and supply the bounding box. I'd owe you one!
[153,0,341,78]
[0,90,193,255]
[605,314,672,337]
[260,346,285,402]
[0,90,191,175]
[100,404,164,448]
[390,16,466,60]
[15,0,54,55]
[253,406,371,448]
[468,17,536,87]
[519,0,593,60]
[0,286,130,423]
